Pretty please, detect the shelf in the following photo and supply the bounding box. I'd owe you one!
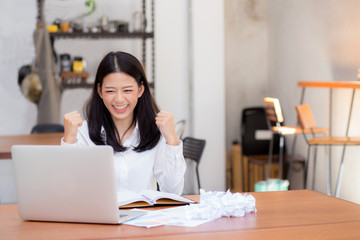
[61,72,92,89]
[50,31,154,39]
[62,83,93,89]
[61,72,89,78]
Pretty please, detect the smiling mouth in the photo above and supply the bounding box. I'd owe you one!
[113,105,128,112]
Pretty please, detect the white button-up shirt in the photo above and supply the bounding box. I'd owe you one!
[61,121,186,195]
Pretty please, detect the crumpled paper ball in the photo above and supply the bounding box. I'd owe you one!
[185,189,257,220]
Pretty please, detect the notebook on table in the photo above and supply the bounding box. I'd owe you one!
[11,145,145,224]
[118,189,195,208]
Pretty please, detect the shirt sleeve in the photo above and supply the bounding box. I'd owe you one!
[153,137,186,195]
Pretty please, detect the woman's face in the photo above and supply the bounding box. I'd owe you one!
[98,72,144,127]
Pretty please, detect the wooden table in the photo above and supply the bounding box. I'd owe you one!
[298,81,360,89]
[1,190,360,239]
[0,133,63,159]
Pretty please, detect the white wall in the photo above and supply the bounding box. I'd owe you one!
[0,1,37,135]
[156,0,226,191]
[155,0,189,127]
[191,0,226,191]
[0,1,38,203]
[225,0,268,147]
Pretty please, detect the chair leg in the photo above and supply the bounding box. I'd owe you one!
[241,155,245,192]
[335,146,347,197]
[312,146,318,190]
[261,161,266,180]
[304,146,311,189]
[267,134,274,180]
[325,145,331,196]
[196,166,201,193]
[287,135,298,185]
[278,135,285,179]
[248,157,251,192]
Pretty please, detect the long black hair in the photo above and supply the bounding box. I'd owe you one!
[85,51,161,152]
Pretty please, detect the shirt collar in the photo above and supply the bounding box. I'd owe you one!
[100,121,140,147]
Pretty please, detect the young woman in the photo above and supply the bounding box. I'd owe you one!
[62,51,185,195]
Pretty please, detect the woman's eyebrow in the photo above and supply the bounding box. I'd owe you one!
[123,85,135,88]
[103,85,135,89]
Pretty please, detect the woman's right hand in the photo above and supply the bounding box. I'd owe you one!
[63,111,83,144]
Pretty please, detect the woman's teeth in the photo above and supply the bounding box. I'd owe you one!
[114,105,127,110]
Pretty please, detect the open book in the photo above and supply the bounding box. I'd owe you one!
[117,190,195,208]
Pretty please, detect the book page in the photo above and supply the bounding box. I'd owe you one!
[117,190,152,208]
[139,190,195,204]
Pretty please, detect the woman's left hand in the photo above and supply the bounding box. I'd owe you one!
[155,111,179,146]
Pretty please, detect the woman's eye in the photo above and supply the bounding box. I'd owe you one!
[106,90,114,93]
[124,89,132,93]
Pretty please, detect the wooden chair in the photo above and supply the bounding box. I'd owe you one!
[264,97,329,136]
[295,103,360,196]
[264,97,305,136]
[264,98,328,183]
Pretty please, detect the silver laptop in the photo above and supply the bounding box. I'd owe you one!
[11,145,145,224]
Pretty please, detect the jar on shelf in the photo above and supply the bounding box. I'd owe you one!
[72,57,84,73]
[132,11,145,32]
[60,54,71,72]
